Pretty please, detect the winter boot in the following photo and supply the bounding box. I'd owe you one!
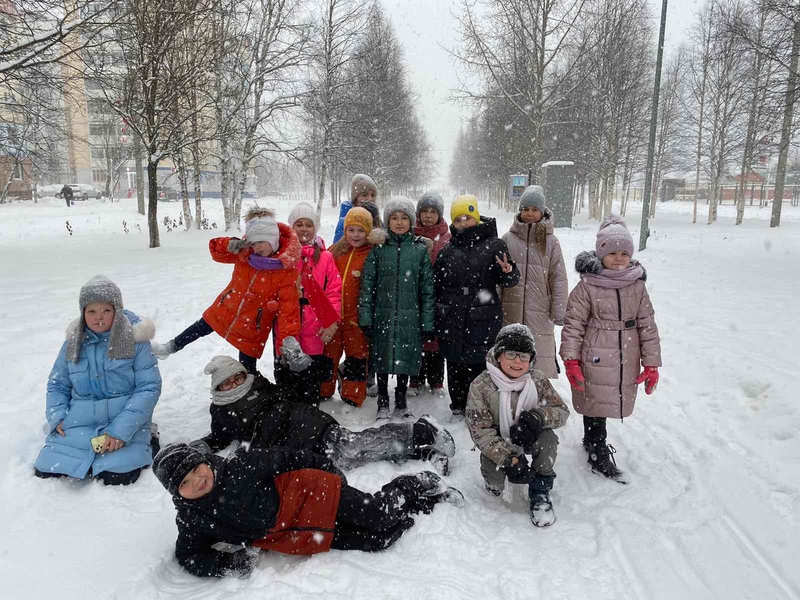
[440,486,466,508]
[151,339,176,360]
[366,372,378,397]
[376,406,390,421]
[393,406,415,420]
[149,423,161,456]
[529,475,556,527]
[585,440,625,483]
[415,415,456,458]
[484,480,503,497]
[407,380,423,397]
[432,384,446,398]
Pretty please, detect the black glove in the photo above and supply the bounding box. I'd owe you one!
[510,410,544,448]
[361,326,373,342]
[227,238,248,253]
[503,454,533,484]
[224,548,258,578]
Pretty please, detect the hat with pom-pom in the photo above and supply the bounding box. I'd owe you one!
[153,443,208,497]
[596,215,634,260]
[492,323,536,361]
[244,207,280,254]
[204,355,247,391]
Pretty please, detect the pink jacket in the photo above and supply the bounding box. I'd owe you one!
[560,252,661,419]
[296,239,342,355]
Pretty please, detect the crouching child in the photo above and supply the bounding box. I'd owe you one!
[466,324,569,527]
[153,443,464,578]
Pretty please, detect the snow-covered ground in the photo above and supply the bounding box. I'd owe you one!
[2,195,799,600]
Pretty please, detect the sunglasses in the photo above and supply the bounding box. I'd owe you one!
[217,372,247,391]
[503,350,532,362]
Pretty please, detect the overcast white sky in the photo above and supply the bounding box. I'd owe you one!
[383,0,705,185]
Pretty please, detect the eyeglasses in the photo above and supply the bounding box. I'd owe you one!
[503,351,532,362]
[217,372,247,391]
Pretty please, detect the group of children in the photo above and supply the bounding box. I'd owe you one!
[32,175,661,577]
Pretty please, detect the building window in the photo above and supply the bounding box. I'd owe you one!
[92,169,108,183]
[90,146,106,159]
[12,161,23,180]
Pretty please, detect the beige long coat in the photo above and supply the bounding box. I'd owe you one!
[501,211,568,378]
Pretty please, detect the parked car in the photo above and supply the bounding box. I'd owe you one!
[56,183,102,200]
[36,184,62,199]
[158,185,179,202]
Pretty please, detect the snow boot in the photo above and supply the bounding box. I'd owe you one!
[376,406,390,421]
[432,384,446,398]
[366,372,378,397]
[151,339,176,360]
[393,406,415,420]
[429,454,451,476]
[440,486,466,508]
[484,481,503,497]
[415,415,456,458]
[529,475,556,527]
[585,440,626,483]
[407,383,423,397]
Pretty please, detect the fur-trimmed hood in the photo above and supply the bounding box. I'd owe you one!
[65,316,155,343]
[64,310,155,362]
[509,208,555,255]
[574,250,647,281]
[270,222,302,268]
[368,228,433,251]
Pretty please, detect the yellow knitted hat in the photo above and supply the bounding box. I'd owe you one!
[451,195,480,223]
[343,206,373,235]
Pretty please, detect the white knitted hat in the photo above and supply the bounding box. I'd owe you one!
[383,196,416,229]
[204,355,247,390]
[287,202,319,232]
[244,208,280,253]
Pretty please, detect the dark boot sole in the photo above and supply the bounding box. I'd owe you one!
[588,463,627,484]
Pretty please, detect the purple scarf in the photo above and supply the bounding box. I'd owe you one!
[581,264,644,289]
[248,253,284,271]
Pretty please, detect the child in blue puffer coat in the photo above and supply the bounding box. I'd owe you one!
[33,275,162,485]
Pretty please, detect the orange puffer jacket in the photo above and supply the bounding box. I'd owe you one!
[330,231,381,327]
[202,223,301,358]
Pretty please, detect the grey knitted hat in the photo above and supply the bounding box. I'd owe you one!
[204,355,247,391]
[153,443,208,497]
[416,192,444,222]
[383,196,416,229]
[287,202,319,232]
[350,174,378,202]
[65,275,134,363]
[596,215,634,260]
[244,207,280,253]
[519,185,546,213]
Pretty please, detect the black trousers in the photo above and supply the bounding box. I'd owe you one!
[330,476,437,552]
[445,361,484,413]
[410,351,445,388]
[34,467,142,486]
[377,373,409,409]
[174,318,257,373]
[583,416,608,442]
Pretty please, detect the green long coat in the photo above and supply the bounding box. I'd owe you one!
[358,229,435,375]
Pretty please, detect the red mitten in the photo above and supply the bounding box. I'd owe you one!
[636,366,659,394]
[564,359,585,392]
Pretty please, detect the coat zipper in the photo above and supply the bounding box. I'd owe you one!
[255,307,263,331]
[616,288,624,420]
[225,272,258,340]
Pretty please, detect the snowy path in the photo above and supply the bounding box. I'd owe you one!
[1,197,798,599]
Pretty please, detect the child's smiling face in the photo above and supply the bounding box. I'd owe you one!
[520,206,542,224]
[346,225,367,247]
[498,351,531,378]
[293,218,316,245]
[602,250,631,271]
[179,463,215,500]
[355,190,376,205]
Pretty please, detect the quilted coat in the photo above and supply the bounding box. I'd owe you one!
[560,252,662,419]
[34,310,162,478]
[466,352,570,468]
[433,216,520,365]
[501,210,568,378]
[202,223,301,358]
[330,230,381,328]
[358,229,435,374]
[295,240,342,355]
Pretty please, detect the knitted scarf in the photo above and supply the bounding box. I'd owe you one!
[581,264,644,289]
[485,361,539,450]
[210,374,255,406]
[248,253,284,271]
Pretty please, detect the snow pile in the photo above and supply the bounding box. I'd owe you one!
[1,196,799,599]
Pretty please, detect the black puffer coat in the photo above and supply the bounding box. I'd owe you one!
[434,216,520,364]
[201,375,338,453]
[173,447,335,577]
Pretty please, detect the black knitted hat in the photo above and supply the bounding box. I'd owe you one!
[493,324,536,361]
[153,443,207,497]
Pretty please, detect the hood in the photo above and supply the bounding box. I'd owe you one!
[268,222,302,268]
[509,207,555,238]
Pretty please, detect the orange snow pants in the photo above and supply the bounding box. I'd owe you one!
[322,323,369,407]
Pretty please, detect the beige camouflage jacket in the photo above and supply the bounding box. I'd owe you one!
[466,354,570,467]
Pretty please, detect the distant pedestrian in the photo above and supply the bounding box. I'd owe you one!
[61,184,73,207]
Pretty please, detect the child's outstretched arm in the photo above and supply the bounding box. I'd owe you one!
[209,237,245,264]
[175,523,256,578]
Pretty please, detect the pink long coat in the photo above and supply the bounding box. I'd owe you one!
[296,241,342,355]
[560,253,661,419]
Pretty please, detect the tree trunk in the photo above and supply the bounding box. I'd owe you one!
[193,143,203,230]
[177,152,193,230]
[771,13,800,228]
[147,160,160,248]
[135,135,145,216]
